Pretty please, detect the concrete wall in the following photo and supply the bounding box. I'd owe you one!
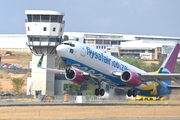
[31,53,55,97]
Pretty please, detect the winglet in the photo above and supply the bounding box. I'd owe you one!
[37,54,65,73]
[37,54,44,68]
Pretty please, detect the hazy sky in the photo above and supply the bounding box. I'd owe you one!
[0,0,180,37]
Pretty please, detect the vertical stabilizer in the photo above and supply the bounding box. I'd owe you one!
[160,43,180,73]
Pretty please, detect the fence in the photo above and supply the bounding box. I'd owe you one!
[1,94,179,105]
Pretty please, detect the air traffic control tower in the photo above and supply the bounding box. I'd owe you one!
[25,10,65,97]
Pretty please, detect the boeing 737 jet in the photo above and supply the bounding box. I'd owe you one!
[38,41,180,98]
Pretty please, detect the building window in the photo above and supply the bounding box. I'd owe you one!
[96,40,102,44]
[86,39,94,44]
[28,27,30,31]
[27,15,32,22]
[104,46,106,49]
[96,46,98,49]
[60,28,62,32]
[104,40,110,44]
[43,27,47,31]
[41,15,50,22]
[33,15,40,22]
[51,15,58,22]
[53,27,56,31]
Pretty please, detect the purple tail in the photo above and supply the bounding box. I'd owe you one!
[160,43,180,73]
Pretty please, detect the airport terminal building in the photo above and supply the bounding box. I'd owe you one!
[1,32,180,60]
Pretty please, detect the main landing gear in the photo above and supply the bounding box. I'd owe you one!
[127,89,137,97]
[95,88,105,96]
[94,81,105,96]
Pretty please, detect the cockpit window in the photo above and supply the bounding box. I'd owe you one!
[62,42,75,47]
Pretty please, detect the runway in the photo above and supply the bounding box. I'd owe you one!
[0,101,179,107]
[0,103,179,119]
[56,118,179,120]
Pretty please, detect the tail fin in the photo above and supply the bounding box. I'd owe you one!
[158,43,180,85]
[159,43,180,73]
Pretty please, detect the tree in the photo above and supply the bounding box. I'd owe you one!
[119,56,161,72]
[62,35,69,42]
[0,82,3,93]
[55,54,66,69]
[5,51,12,55]
[86,82,96,95]
[120,56,147,69]
[175,61,180,73]
[64,83,81,95]
[11,78,26,95]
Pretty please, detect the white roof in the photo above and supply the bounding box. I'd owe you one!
[120,40,175,48]
[64,32,180,40]
[25,10,65,16]
[0,34,28,48]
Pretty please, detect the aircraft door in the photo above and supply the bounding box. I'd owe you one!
[81,46,86,57]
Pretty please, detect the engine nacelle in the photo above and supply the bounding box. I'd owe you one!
[121,70,142,87]
[65,68,86,85]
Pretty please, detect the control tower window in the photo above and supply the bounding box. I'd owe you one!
[49,38,56,42]
[34,37,40,41]
[53,27,56,31]
[27,15,32,22]
[58,15,63,23]
[41,15,50,22]
[33,15,40,22]
[43,27,47,31]
[51,15,58,22]
[41,38,48,42]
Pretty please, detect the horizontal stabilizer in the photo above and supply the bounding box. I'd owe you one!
[168,85,180,90]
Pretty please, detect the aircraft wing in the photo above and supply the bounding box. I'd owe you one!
[37,54,65,73]
[167,85,180,89]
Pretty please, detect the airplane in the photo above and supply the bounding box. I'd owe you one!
[37,40,180,98]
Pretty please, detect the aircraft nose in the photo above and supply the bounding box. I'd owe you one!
[56,44,66,56]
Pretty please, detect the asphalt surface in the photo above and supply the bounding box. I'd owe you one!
[9,118,179,120]
[1,101,180,107]
[0,102,179,120]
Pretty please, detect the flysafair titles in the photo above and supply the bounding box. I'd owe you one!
[86,46,127,71]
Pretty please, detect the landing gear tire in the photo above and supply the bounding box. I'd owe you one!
[94,89,105,96]
[127,90,132,97]
[99,89,105,96]
[127,89,137,97]
[95,89,100,96]
[132,90,137,97]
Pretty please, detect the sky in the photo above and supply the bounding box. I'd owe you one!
[0,0,180,37]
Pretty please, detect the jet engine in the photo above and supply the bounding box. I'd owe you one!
[65,68,86,85]
[121,70,142,87]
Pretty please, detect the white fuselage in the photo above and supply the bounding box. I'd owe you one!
[56,41,147,86]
